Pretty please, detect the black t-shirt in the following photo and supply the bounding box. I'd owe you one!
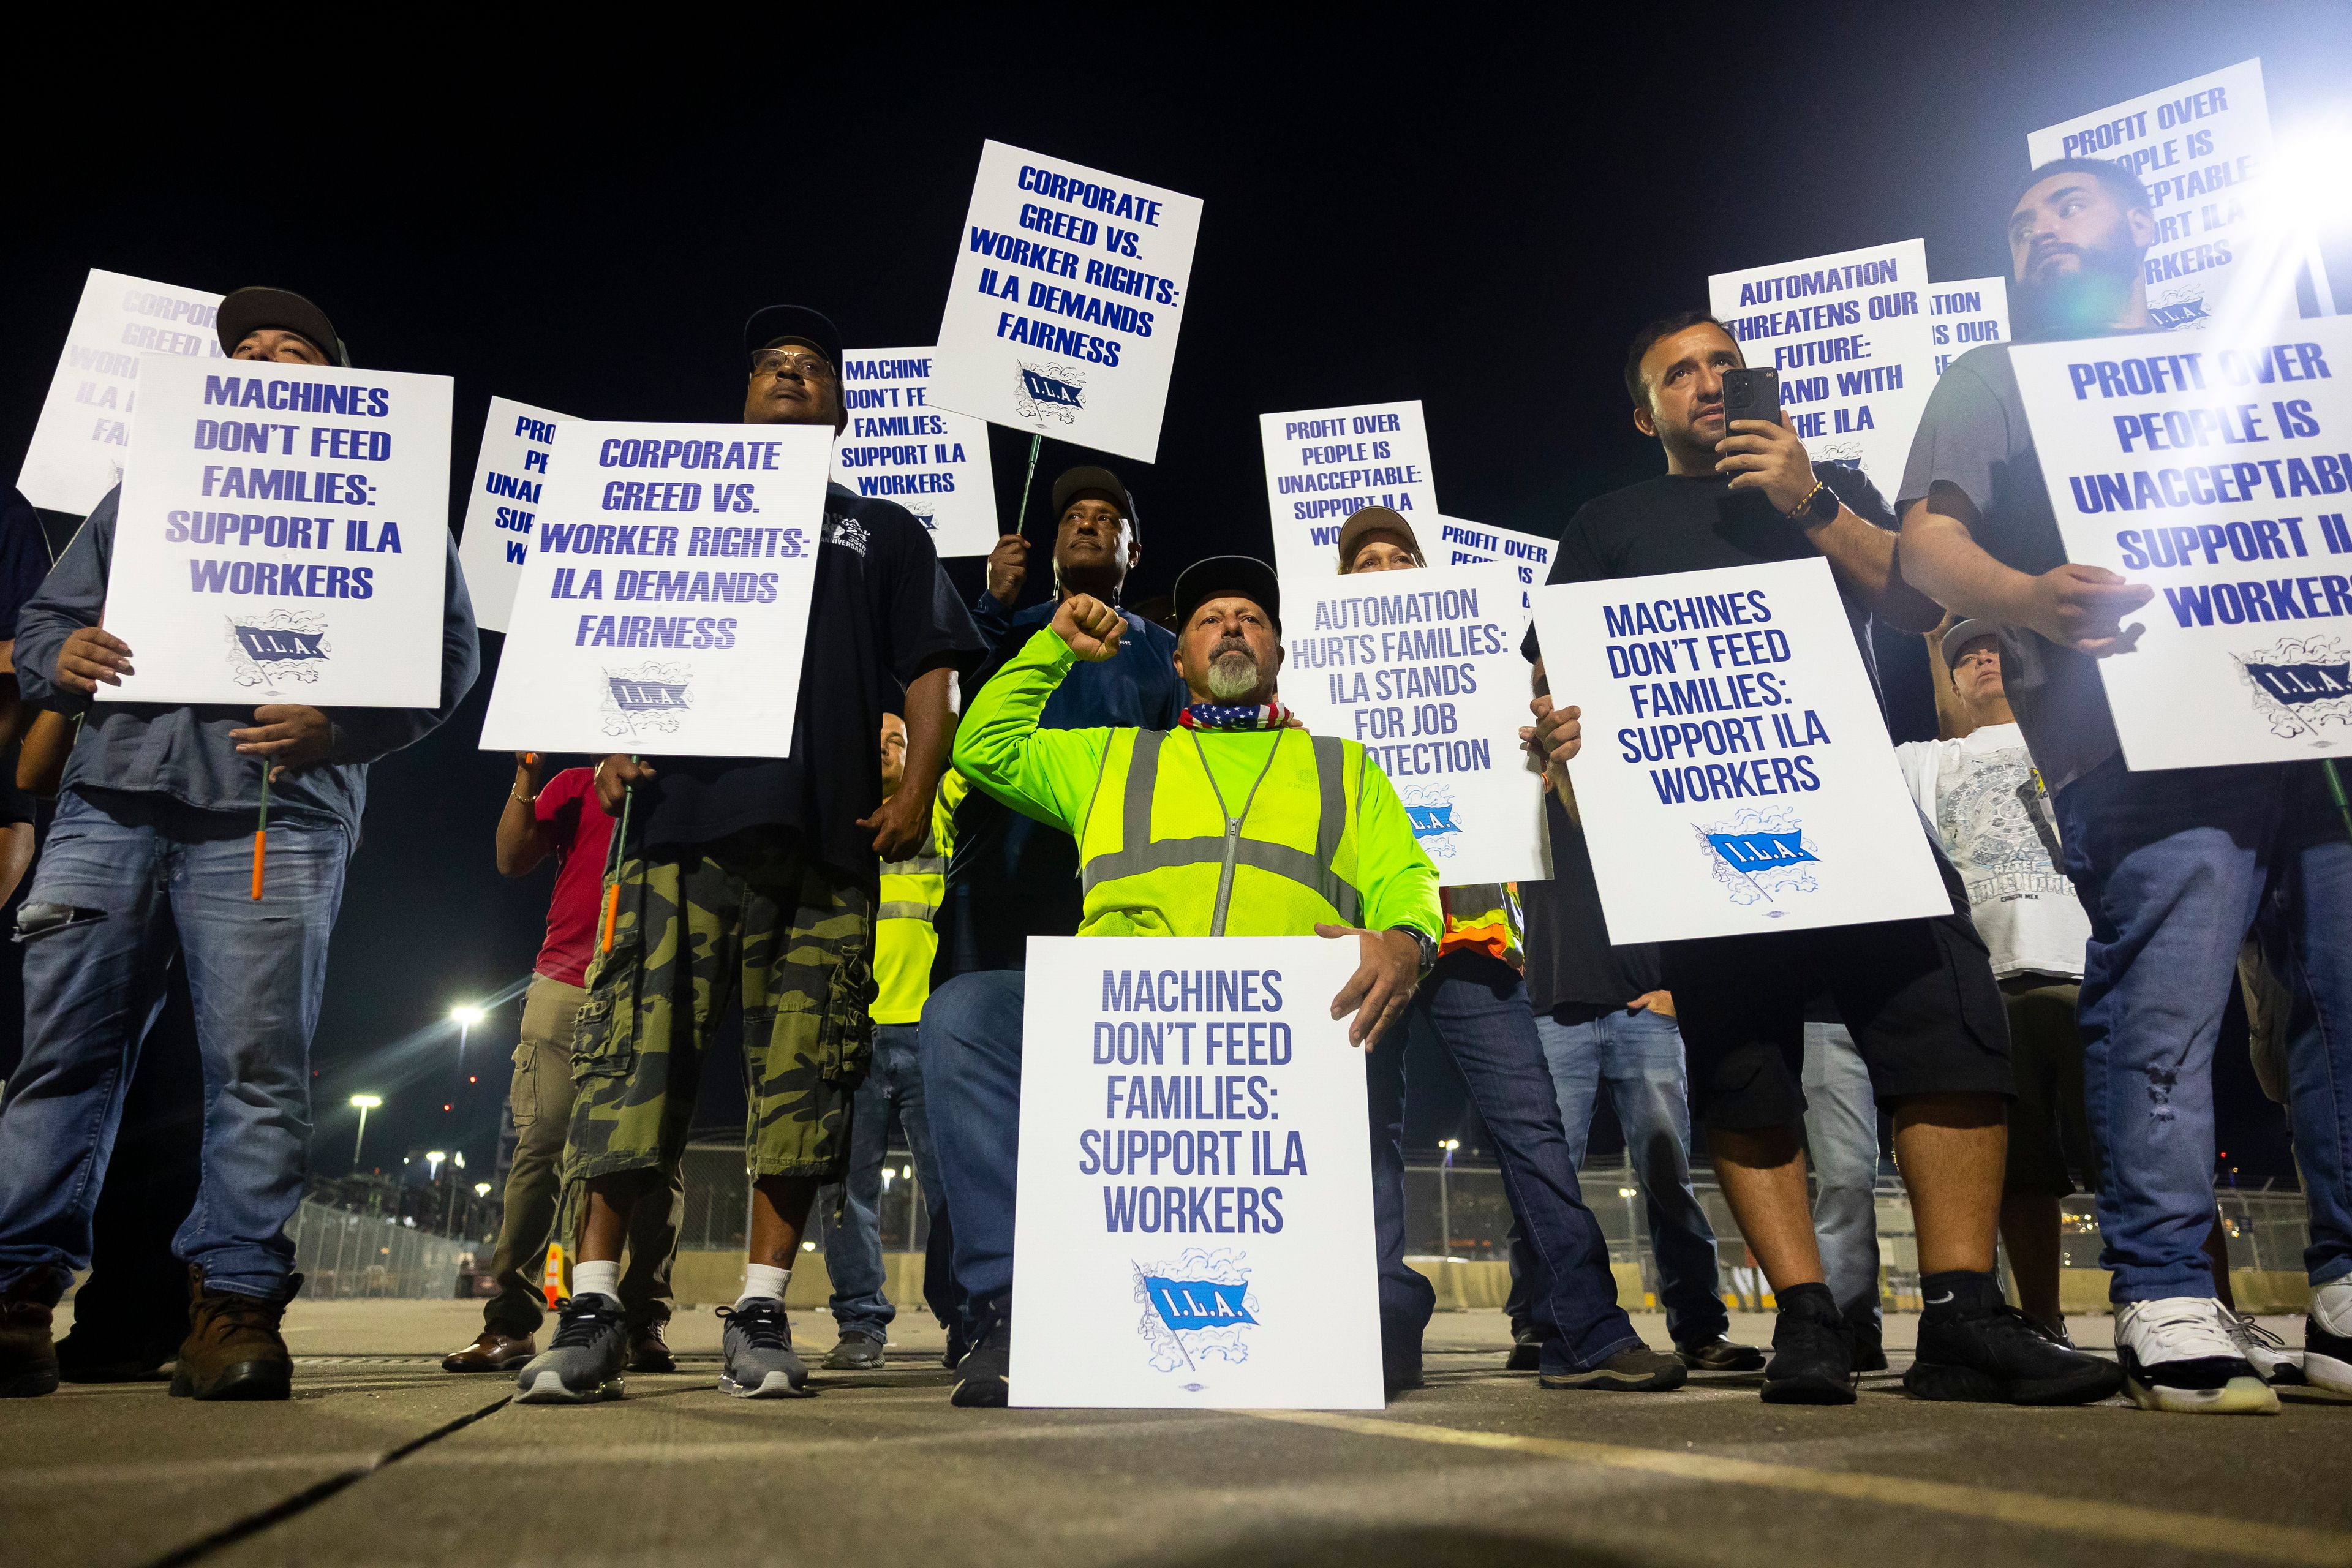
[1523,464,1896,706]
[638,484,986,876]
[1522,788,1662,1014]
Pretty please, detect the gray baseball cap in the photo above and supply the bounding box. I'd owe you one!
[1940,617,2002,671]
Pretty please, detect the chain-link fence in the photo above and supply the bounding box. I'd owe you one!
[286,1197,480,1300]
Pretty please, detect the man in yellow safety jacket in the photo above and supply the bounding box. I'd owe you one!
[1335,507,1703,1392]
[935,555,1444,1406]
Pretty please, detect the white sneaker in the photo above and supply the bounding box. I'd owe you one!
[2307,1278,2352,1396]
[2224,1311,2305,1385]
[2115,1297,2279,1415]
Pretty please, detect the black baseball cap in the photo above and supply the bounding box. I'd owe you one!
[742,305,843,372]
[216,287,348,366]
[1174,555,1281,633]
[1051,465,1137,538]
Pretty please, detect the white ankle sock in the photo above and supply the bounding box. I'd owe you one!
[572,1260,620,1303]
[736,1264,790,1308]
[2313,1276,2352,1335]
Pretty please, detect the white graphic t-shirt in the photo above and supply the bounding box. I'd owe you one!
[1894,722,2089,981]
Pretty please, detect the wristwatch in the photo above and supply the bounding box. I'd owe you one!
[1391,925,1439,981]
[1786,479,1839,524]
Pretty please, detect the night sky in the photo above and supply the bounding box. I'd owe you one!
[4,4,2343,1182]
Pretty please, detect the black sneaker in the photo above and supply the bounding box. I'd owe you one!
[55,1322,179,1384]
[1846,1305,1888,1373]
[1504,1323,1541,1372]
[1675,1335,1765,1373]
[1761,1294,1856,1405]
[1907,1303,2124,1405]
[513,1295,628,1404]
[0,1295,58,1399]
[942,1319,970,1371]
[951,1303,1008,1408]
[824,1327,887,1371]
[1539,1344,1688,1391]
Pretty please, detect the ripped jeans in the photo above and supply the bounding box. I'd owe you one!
[2057,756,2352,1302]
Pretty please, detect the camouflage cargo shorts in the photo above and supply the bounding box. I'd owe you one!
[567,828,876,1182]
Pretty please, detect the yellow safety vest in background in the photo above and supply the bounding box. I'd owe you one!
[1439,882,1524,968]
[872,807,948,1025]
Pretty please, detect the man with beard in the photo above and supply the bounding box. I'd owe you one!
[1528,311,2122,1409]
[1899,159,2352,1412]
[934,557,1455,1405]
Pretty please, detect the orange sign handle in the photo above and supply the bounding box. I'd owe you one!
[600,883,621,953]
[251,830,266,900]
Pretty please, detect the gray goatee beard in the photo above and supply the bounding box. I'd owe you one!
[1204,651,1263,703]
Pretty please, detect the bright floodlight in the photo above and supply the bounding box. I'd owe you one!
[427,1150,447,1163]
[450,1005,485,1026]
[474,1183,492,1197]
[349,1094,382,1109]
[1439,1139,1461,1150]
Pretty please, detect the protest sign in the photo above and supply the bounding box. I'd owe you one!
[1282,563,1549,885]
[1529,558,1947,943]
[478,421,829,756]
[1259,401,1439,581]
[2009,316,2352,769]
[2026,60,2324,330]
[931,141,1202,464]
[1010,935,1382,1409]
[1428,516,1555,624]
[18,269,226,516]
[832,348,998,558]
[97,354,452,709]
[458,397,574,634]
[1711,239,1936,503]
[1932,278,2013,379]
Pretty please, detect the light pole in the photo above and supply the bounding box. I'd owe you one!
[1438,1139,1460,1259]
[449,1005,484,1166]
[349,1095,382,1166]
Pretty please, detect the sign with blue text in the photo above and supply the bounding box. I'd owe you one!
[2009,314,2352,768]
[458,396,575,634]
[477,421,828,756]
[1932,279,2012,380]
[1709,239,1935,505]
[1011,935,1382,1409]
[1259,401,1439,581]
[832,348,998,559]
[931,141,1202,464]
[1529,558,1947,943]
[18,268,226,516]
[97,353,452,708]
[1429,516,1555,625]
[1281,562,1550,885]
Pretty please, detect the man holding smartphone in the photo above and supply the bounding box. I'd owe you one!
[1524,312,2120,1408]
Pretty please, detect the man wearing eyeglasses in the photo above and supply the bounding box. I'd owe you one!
[514,307,987,1406]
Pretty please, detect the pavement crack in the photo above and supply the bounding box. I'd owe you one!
[137,1393,513,1568]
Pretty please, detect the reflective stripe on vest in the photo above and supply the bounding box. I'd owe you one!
[1080,727,1362,934]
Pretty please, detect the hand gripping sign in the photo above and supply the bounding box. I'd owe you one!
[2008,315,2352,768]
[478,422,829,757]
[1011,936,1382,1409]
[99,353,453,709]
[930,141,1202,464]
[1529,558,1947,943]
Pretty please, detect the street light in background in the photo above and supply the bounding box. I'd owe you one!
[1438,1139,1461,1259]
[349,1094,382,1166]
[449,1004,487,1169]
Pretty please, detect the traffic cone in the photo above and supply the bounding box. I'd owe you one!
[543,1239,568,1307]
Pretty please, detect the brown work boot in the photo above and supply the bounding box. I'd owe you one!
[1,1294,60,1398]
[442,1326,537,1373]
[170,1268,298,1401]
[628,1321,676,1373]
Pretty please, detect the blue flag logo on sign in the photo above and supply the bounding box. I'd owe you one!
[233,626,326,662]
[1403,804,1460,838]
[1019,368,1085,408]
[1704,831,1817,869]
[2245,660,2351,706]
[1142,1276,1257,1332]
[608,677,689,711]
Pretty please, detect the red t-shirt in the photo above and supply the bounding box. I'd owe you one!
[533,767,616,987]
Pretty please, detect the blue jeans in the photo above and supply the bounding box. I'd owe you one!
[2057,756,2352,1300]
[1525,1006,1728,1345]
[1801,1022,1883,1321]
[823,1023,949,1336]
[0,790,349,1303]
[1394,954,1640,1375]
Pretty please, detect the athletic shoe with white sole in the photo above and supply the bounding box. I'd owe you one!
[717,1300,812,1398]
[513,1295,628,1404]
[2225,1311,2305,1386]
[2307,1278,2352,1396]
[2115,1297,2278,1414]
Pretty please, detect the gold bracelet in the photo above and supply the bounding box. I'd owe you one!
[1782,480,1827,521]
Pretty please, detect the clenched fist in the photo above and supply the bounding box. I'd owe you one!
[1050,593,1126,662]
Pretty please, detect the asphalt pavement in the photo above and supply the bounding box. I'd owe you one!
[7,1300,2350,1568]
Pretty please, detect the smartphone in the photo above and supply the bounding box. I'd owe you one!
[1721,366,1781,429]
